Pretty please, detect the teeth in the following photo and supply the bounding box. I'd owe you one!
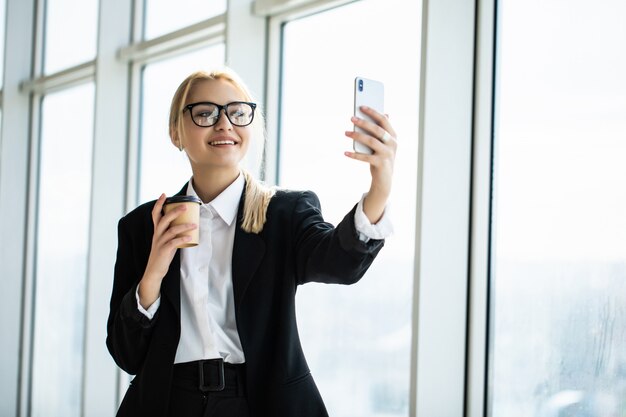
[209,140,235,145]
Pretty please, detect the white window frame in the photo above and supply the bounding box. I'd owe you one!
[0,0,37,414]
[413,0,478,414]
[467,0,496,415]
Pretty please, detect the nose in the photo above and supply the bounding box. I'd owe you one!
[214,108,233,130]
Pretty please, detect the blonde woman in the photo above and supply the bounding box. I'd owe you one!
[106,67,396,417]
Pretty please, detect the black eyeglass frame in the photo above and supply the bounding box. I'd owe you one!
[183,101,257,127]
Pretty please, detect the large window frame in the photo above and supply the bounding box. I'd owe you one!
[0,0,504,415]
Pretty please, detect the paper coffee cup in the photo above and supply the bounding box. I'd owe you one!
[163,196,202,248]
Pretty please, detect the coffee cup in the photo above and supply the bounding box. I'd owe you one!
[163,195,202,248]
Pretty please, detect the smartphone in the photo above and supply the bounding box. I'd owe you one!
[353,76,385,154]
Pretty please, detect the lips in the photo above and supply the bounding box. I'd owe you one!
[209,140,236,145]
[208,136,237,146]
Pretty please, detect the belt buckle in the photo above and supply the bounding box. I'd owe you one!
[198,359,225,392]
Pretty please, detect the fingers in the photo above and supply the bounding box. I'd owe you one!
[151,196,199,248]
[150,218,197,270]
[154,213,196,251]
[156,222,197,246]
[145,195,198,281]
[343,149,377,164]
[351,115,397,149]
[152,193,192,231]
[345,107,397,171]
[156,231,194,253]
[170,235,194,248]
[357,106,397,138]
[151,193,167,227]
[380,131,392,143]
[154,203,188,237]
[346,128,397,155]
[346,130,384,154]
[344,144,394,167]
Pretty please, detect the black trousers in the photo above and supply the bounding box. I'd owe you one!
[168,359,250,417]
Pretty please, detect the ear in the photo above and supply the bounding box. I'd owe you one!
[170,128,182,150]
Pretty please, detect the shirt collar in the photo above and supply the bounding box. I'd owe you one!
[186,172,244,226]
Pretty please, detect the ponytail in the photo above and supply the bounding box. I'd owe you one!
[241,170,276,234]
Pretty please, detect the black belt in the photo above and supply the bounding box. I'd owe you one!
[173,359,246,396]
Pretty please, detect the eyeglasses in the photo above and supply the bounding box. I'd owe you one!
[183,101,257,127]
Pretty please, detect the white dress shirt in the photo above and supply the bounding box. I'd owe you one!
[137,174,393,364]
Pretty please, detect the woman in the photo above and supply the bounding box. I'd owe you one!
[106,67,397,417]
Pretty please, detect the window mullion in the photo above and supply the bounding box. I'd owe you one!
[412,0,477,415]
[225,0,267,179]
[466,0,497,415]
[82,0,133,415]
[0,0,37,416]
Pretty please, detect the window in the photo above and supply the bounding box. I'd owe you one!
[0,0,4,127]
[278,0,420,415]
[143,0,226,39]
[0,0,5,88]
[489,0,626,416]
[31,83,95,417]
[43,0,98,73]
[138,45,225,203]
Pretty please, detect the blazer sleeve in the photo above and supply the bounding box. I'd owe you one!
[106,214,157,375]
[292,190,384,286]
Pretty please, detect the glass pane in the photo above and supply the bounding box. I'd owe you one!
[0,0,6,88]
[490,0,626,416]
[44,0,98,74]
[280,1,421,415]
[139,45,224,203]
[143,0,226,40]
[31,83,95,417]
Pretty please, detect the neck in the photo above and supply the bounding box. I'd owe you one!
[190,166,241,203]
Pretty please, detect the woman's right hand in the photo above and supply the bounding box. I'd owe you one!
[138,194,197,308]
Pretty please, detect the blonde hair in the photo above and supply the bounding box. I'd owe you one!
[169,68,275,234]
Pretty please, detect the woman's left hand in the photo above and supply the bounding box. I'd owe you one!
[344,106,397,224]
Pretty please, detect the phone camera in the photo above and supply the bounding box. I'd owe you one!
[358,79,364,92]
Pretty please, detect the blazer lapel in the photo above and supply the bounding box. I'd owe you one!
[232,189,265,312]
[159,183,188,319]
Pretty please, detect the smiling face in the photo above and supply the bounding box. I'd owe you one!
[175,78,252,175]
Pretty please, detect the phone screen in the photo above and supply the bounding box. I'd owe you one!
[353,77,385,154]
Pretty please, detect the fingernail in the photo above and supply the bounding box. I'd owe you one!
[351,116,359,122]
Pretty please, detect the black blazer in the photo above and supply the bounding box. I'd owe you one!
[106,183,384,417]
